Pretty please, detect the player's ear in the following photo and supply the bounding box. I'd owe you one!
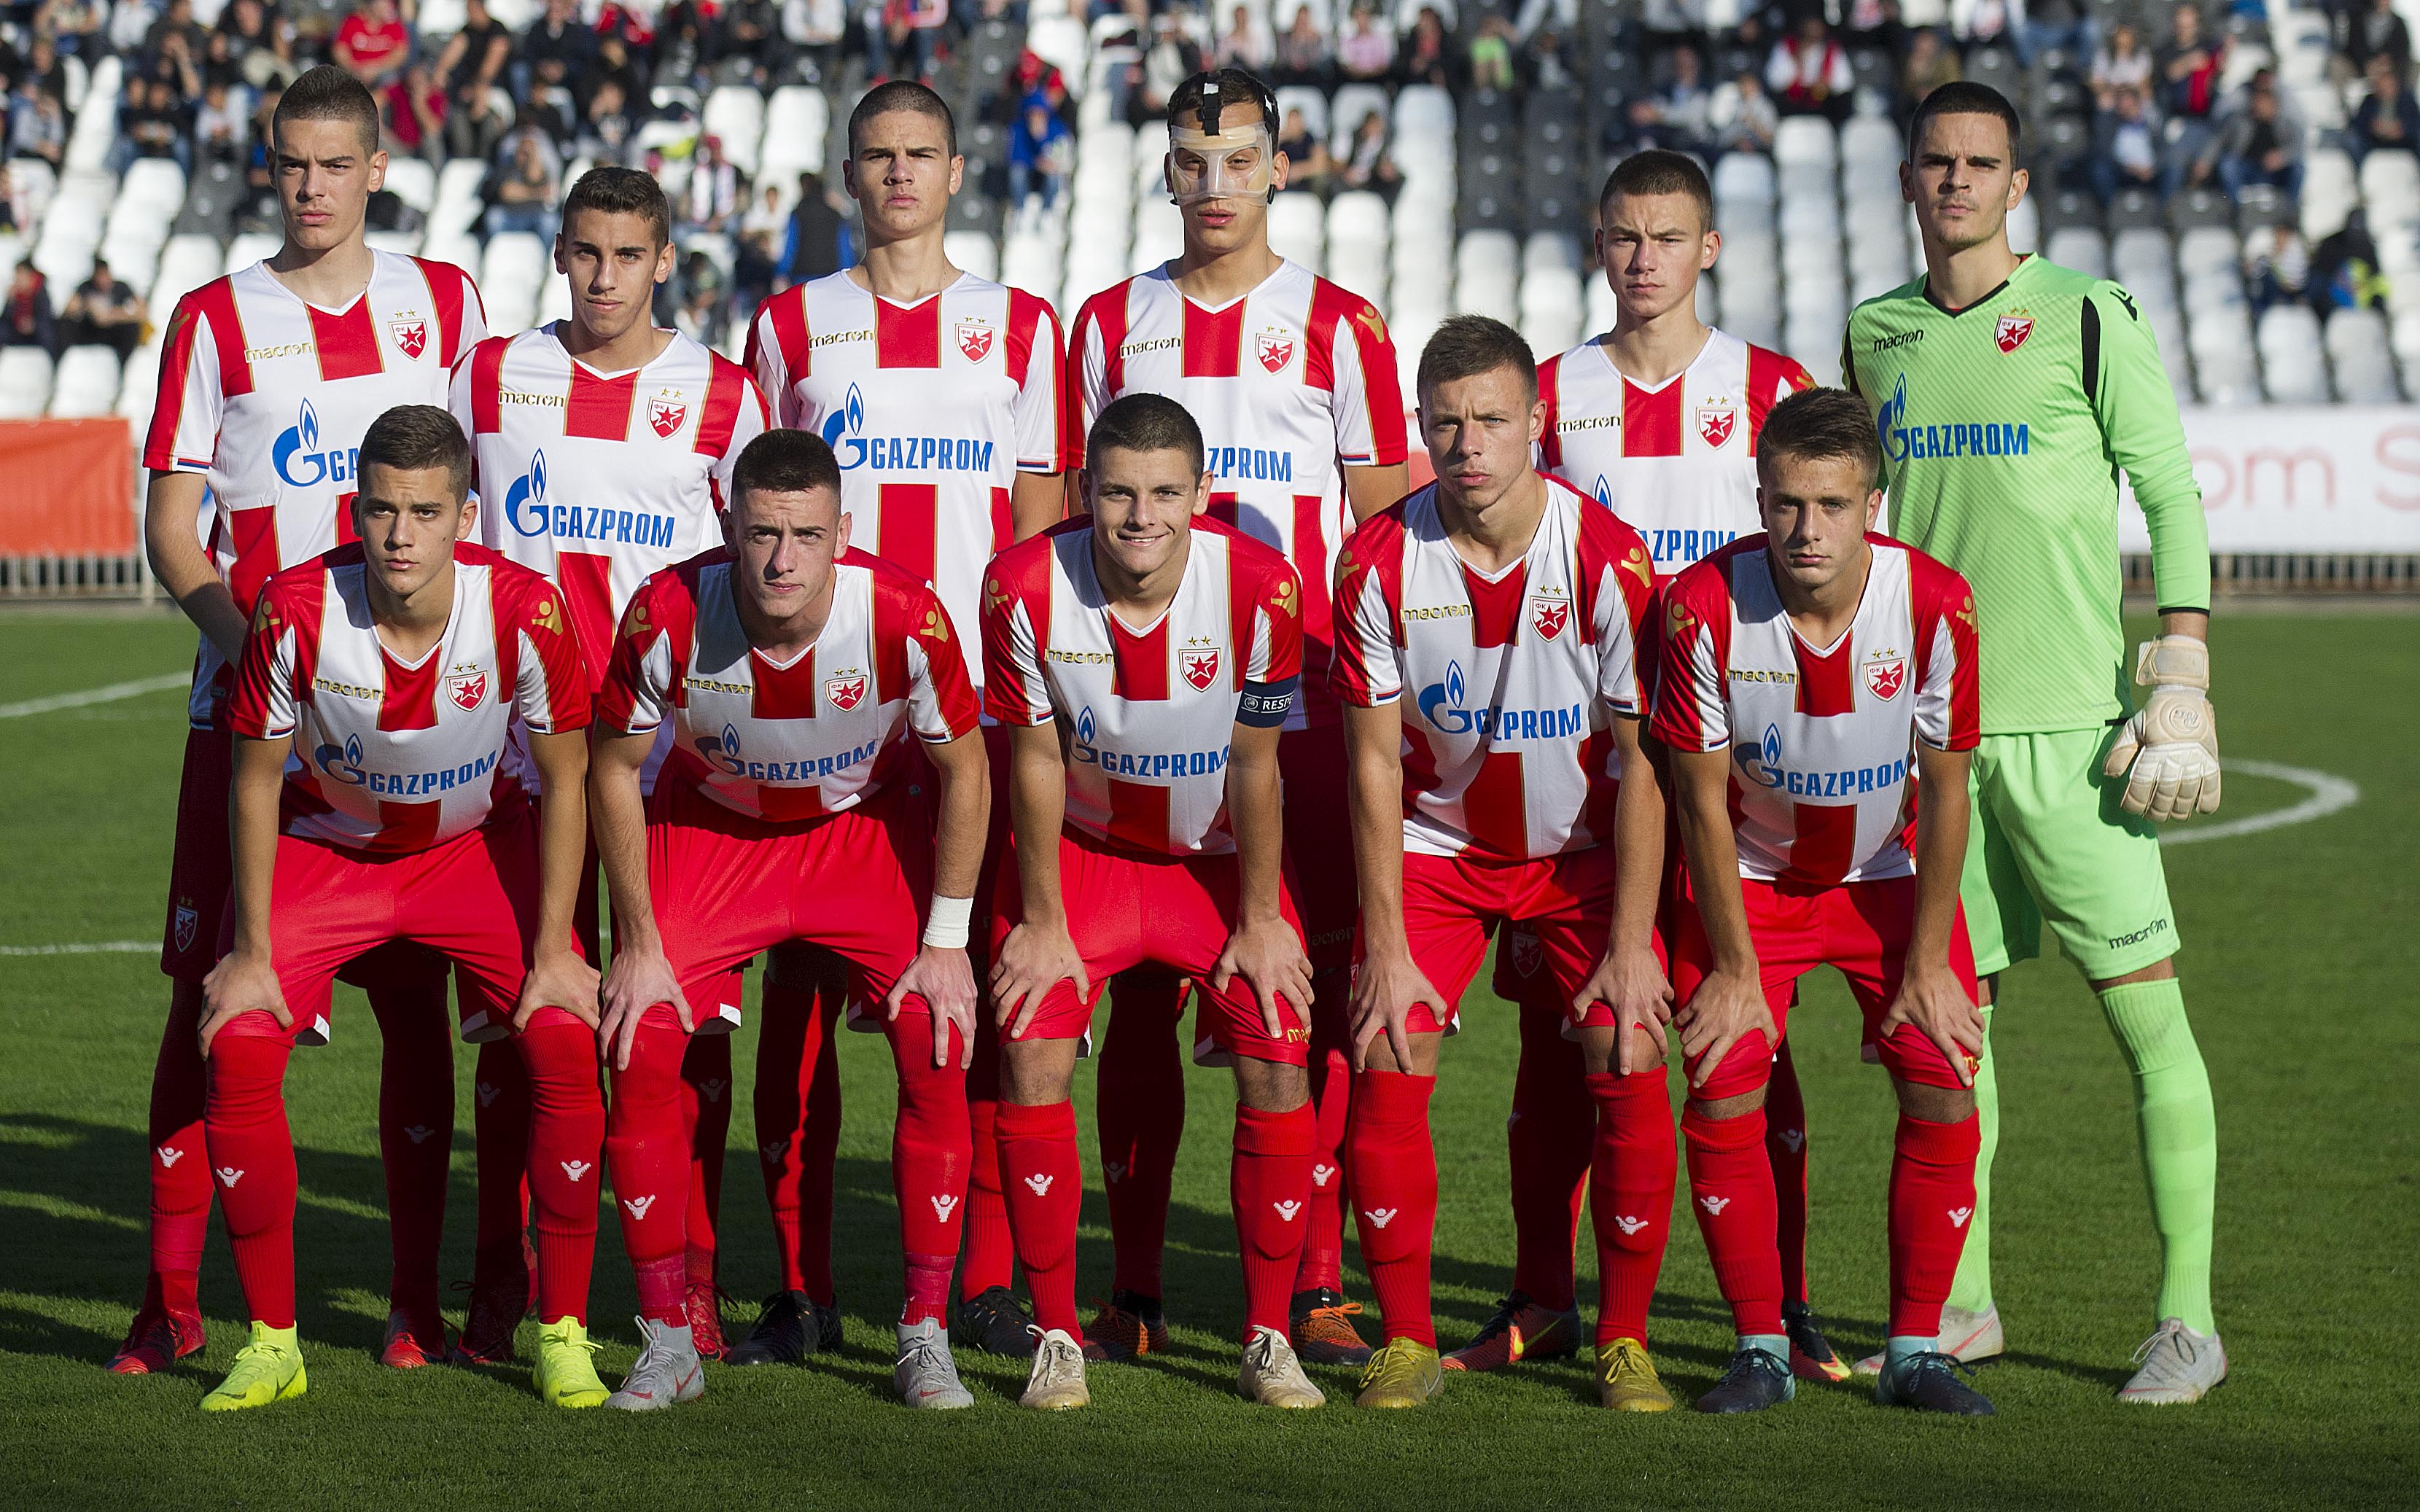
[1862,488,1883,531]
[948,153,965,196]
[1700,227,1721,271]
[367,147,387,194]
[2006,164,2029,211]
[1191,470,1214,517]
[1899,157,1917,206]
[652,236,675,286]
[833,509,853,558]
[1527,394,1546,445]
[457,496,478,542]
[1269,147,1289,196]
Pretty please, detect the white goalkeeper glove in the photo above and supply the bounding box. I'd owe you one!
[2101,635,2221,822]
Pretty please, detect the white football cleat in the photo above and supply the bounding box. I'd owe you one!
[1853,1304,2002,1376]
[1019,1328,1089,1410]
[604,1317,704,1411]
[895,1318,975,1410]
[2117,1318,2227,1405]
[1238,1326,1325,1408]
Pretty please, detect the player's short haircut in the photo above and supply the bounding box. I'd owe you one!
[848,79,958,158]
[1599,149,1714,230]
[1167,67,1279,135]
[1416,315,1538,405]
[1087,393,1205,480]
[561,165,672,249]
[359,405,472,501]
[731,429,844,512]
[1755,388,1882,491]
[1907,80,2022,163]
[271,64,381,156]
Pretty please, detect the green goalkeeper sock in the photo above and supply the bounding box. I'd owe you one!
[2097,978,2217,1336]
[1946,1003,1997,1314]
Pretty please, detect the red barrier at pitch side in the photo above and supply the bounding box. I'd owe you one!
[0,418,137,556]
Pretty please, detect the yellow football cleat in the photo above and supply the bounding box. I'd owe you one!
[1595,1338,1675,1412]
[533,1318,610,1408]
[1354,1338,1444,1408]
[199,1322,307,1413]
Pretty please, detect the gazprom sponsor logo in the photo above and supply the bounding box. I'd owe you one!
[311,731,497,795]
[820,383,993,473]
[1205,445,1294,483]
[505,449,677,549]
[1738,722,1906,797]
[696,722,875,782]
[1415,659,1584,740]
[272,400,358,489]
[1877,373,2028,467]
[1646,529,1738,566]
[1069,705,1229,778]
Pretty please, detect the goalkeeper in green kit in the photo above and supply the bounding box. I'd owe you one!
[1843,81,2225,1404]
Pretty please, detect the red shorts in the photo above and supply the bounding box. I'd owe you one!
[213,806,575,1045]
[646,778,927,1032]
[161,722,235,981]
[1671,873,1980,1101]
[1280,721,1355,977]
[842,722,1010,1034]
[989,829,1311,1067]
[1377,844,1662,1036]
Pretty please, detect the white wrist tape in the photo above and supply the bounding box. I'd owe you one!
[2133,635,2210,693]
[922,894,974,950]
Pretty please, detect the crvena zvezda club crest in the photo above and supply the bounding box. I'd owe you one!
[390,316,428,360]
[446,669,487,712]
[957,321,994,362]
[1863,656,1907,701]
[1995,313,2034,354]
[825,673,868,711]
[648,393,688,437]
[1182,647,1221,690]
[1256,329,1294,373]
[1696,407,1737,447]
[1530,597,1571,641]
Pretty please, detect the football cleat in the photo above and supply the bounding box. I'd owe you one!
[1876,1349,1996,1414]
[107,1300,206,1376]
[1853,1303,2002,1376]
[1353,1338,1444,1408]
[1289,1287,1373,1367]
[1594,1338,1675,1412]
[953,1285,1040,1357]
[378,1306,451,1369]
[1081,1289,1170,1363]
[448,1261,531,1367]
[1694,1346,1796,1414]
[687,1279,728,1362]
[1020,1328,1090,1410]
[199,1322,308,1413]
[605,1317,705,1411]
[2118,1319,2228,1406]
[1238,1326,1325,1408]
[725,1289,843,1366]
[895,1318,975,1409]
[1440,1290,1582,1372]
[532,1319,610,1408]
[1783,1300,1851,1384]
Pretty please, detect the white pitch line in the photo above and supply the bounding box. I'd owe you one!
[0,672,187,720]
[0,940,152,956]
[2160,760,2362,846]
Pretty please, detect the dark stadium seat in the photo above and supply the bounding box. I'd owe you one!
[2106,187,2165,232]
[2040,187,2106,233]
[2168,187,2235,233]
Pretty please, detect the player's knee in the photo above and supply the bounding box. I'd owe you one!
[1233,1054,1310,1113]
[1686,1086,1767,1122]
[2089,956,2177,992]
[1892,1077,1974,1124]
[998,1037,1078,1105]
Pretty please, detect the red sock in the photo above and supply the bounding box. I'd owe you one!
[147,983,212,1291]
[1232,1102,1315,1338]
[606,1018,692,1326]
[756,967,842,1303]
[996,1099,1083,1338]
[1682,1102,1783,1338]
[1295,991,1353,1294]
[470,1037,532,1277]
[1509,997,1592,1311]
[891,1018,971,1324]
[1347,1070,1438,1347]
[366,971,454,1316]
[681,1031,732,1291]
[1888,1111,1981,1338]
[1097,969,1186,1300]
[962,1092,1014,1298]
[203,1034,297,1329]
[1586,1068,1676,1343]
[1766,1037,1812,1308]
[518,1024,604,1325]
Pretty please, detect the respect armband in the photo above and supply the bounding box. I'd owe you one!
[1237,675,1298,728]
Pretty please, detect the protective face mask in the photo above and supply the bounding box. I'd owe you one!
[1165,79,1276,206]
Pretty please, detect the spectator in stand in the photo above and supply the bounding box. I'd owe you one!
[1277,105,1332,192]
[1713,66,1779,151]
[58,254,144,361]
[2091,20,2151,109]
[870,0,949,82]
[782,168,848,283]
[1131,10,1202,123]
[146,0,211,69]
[0,167,17,235]
[334,0,411,90]
[715,0,785,80]
[15,36,72,103]
[2205,71,2303,200]
[2350,53,2420,160]
[237,85,282,229]
[196,75,251,163]
[9,87,67,171]
[1337,106,1402,198]
[1218,1,1272,70]
[1901,27,1961,118]
[1524,23,1576,88]
[1397,6,1459,89]
[593,31,650,105]
[653,0,711,90]
[115,73,194,174]
[383,63,448,162]
[440,0,514,115]
[2155,2,2225,176]
[2022,0,2096,66]
[2339,0,2413,84]
[445,71,511,162]
[1468,14,1517,88]
[1950,0,2021,60]
[1766,14,1853,121]
[672,250,725,344]
[576,75,637,163]
[42,0,109,61]
[782,0,849,84]
[2,260,55,355]
[522,0,599,108]
[1273,2,1331,86]
[216,0,279,87]
[2091,82,2163,201]
[1337,2,1396,81]
[484,124,562,238]
[1008,85,1073,213]
[682,133,742,235]
[2242,221,2308,313]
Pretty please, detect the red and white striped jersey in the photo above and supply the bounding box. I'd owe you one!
[1331,477,1657,861]
[144,251,487,725]
[743,270,1067,682]
[451,324,769,690]
[1066,260,1407,726]
[1650,535,1980,885]
[595,549,981,823]
[982,518,1303,857]
[1538,328,1813,575]
[225,542,588,854]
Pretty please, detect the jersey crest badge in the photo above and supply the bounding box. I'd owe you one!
[174,897,199,954]
[1530,596,1571,641]
[389,313,429,361]
[1256,327,1296,374]
[825,671,868,711]
[1508,929,1542,978]
[1863,653,1907,701]
[446,667,488,712]
[1994,312,2034,354]
[955,319,995,362]
[648,391,688,438]
[1182,644,1221,691]
[1696,405,1737,448]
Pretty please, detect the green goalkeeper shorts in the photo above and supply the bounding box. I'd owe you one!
[1960,725,2182,982]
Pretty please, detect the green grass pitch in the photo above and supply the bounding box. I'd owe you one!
[1,607,2413,1510]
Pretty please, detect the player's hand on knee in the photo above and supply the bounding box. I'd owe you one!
[1350,948,1442,1072]
[891,946,976,1069]
[1211,916,1314,1042]
[198,948,289,1055]
[1676,969,1773,1089]
[2105,636,2222,822]
[1880,959,1984,1088]
[599,945,688,1071]
[1571,945,1675,1075]
[515,944,601,1032]
[990,922,1087,1041]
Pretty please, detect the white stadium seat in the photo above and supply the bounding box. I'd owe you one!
[0,346,55,418]
[49,344,122,417]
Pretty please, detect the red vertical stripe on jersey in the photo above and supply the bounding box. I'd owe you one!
[566,365,638,440]
[468,337,506,437]
[1621,378,1684,458]
[751,647,820,720]
[1181,298,1245,379]
[1784,801,1858,886]
[1794,634,1856,717]
[378,646,442,732]
[991,486,1013,552]
[1462,561,1528,649]
[225,506,279,613]
[414,258,468,365]
[1067,284,1131,467]
[284,567,330,704]
[1462,751,1529,858]
[1291,494,1331,679]
[758,784,831,822]
[695,357,754,458]
[555,553,617,691]
[1110,613,1171,701]
[1104,779,1172,854]
[193,278,254,397]
[370,799,443,856]
[1005,288,1043,386]
[310,300,384,381]
[876,296,942,368]
[766,287,812,381]
[143,291,211,467]
[868,573,916,707]
[1744,346,1813,451]
[877,483,940,585]
[1537,354,1564,471]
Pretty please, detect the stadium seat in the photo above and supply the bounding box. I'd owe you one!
[703,85,769,179]
[1773,117,1837,172]
[117,338,160,421]
[760,87,832,189]
[2111,227,2176,298]
[1520,265,1584,356]
[2325,307,2402,402]
[2047,225,2109,279]
[1453,230,1520,323]
[48,344,121,418]
[1711,152,1775,211]
[2174,225,2240,285]
[2256,305,2328,404]
[381,157,437,217]
[1268,191,1326,273]
[1330,84,1391,157]
[2357,150,2419,230]
[0,347,55,418]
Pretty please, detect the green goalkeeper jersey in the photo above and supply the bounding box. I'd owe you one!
[1844,255,2211,735]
